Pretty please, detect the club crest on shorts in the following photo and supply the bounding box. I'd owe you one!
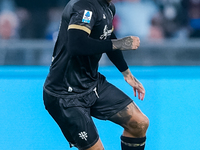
[82,10,92,23]
[79,131,88,141]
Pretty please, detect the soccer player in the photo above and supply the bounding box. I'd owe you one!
[43,0,149,150]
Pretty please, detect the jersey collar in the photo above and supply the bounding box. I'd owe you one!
[97,0,110,7]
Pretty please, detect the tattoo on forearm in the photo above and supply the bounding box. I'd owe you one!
[122,69,131,77]
[112,37,133,50]
[134,77,140,84]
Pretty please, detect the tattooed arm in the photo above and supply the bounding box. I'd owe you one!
[112,36,140,50]
[111,36,144,99]
[122,68,145,100]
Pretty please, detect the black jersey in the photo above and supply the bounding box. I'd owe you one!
[44,0,116,96]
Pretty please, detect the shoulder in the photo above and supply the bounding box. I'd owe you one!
[69,0,96,11]
[109,2,116,16]
[63,0,97,18]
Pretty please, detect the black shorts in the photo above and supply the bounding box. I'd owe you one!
[43,75,132,150]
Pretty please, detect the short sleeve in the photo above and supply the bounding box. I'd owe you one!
[68,1,97,34]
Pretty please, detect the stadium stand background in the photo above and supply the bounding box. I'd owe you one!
[0,0,199,66]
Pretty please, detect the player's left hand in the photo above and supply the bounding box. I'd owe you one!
[124,74,145,101]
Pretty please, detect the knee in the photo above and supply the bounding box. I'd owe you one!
[126,115,149,137]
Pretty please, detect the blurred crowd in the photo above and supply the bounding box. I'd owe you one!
[0,0,67,40]
[0,0,200,40]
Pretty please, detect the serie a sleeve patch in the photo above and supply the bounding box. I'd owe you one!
[82,10,93,23]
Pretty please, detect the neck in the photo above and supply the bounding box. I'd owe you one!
[106,0,111,3]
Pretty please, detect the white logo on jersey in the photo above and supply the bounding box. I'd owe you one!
[50,57,54,66]
[103,14,106,19]
[52,57,55,62]
[82,10,93,23]
[79,131,88,141]
[100,25,112,40]
[68,86,73,92]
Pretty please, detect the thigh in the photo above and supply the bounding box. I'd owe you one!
[85,138,104,150]
[43,90,99,150]
[91,78,132,120]
[108,102,147,129]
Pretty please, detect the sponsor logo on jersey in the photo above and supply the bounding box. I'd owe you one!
[100,25,112,40]
[82,10,92,23]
